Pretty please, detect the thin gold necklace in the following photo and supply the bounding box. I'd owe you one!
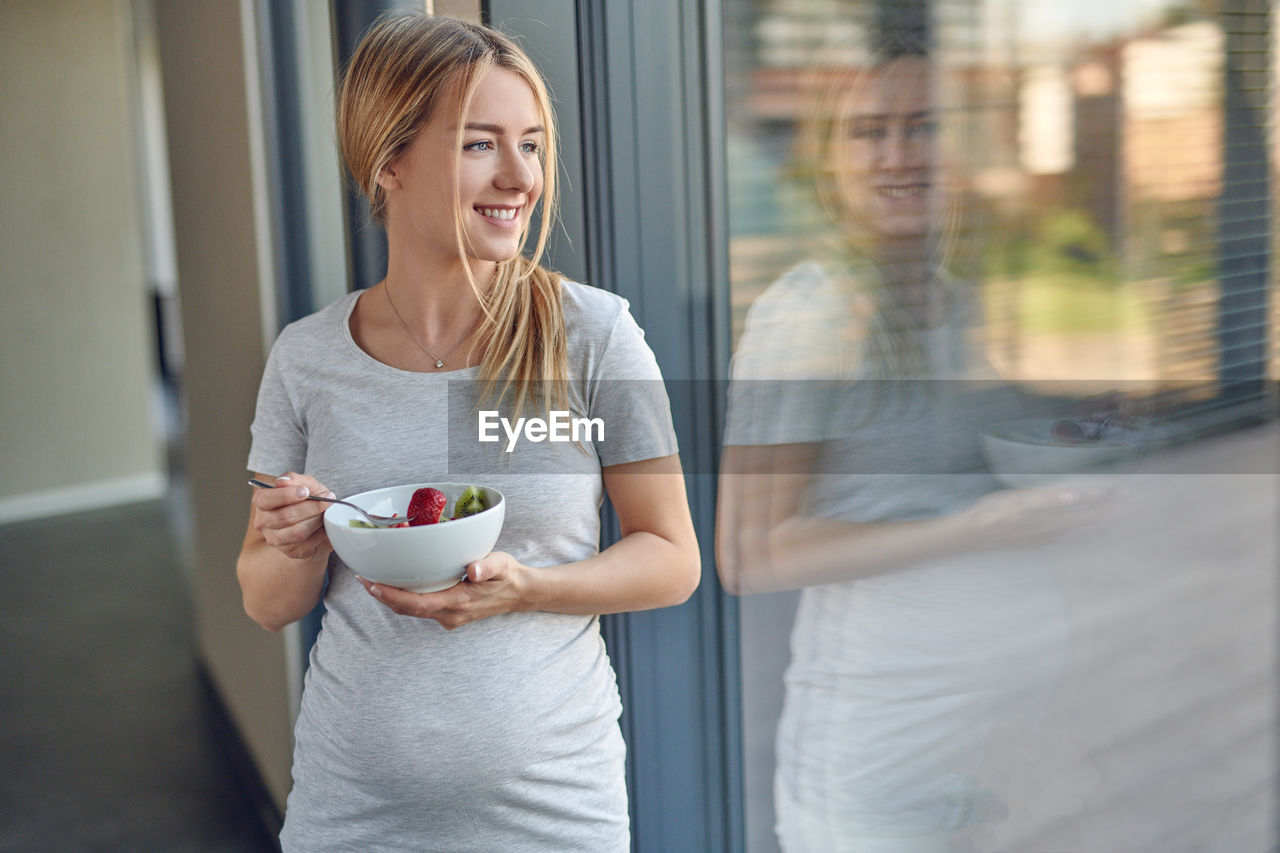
[384,281,482,369]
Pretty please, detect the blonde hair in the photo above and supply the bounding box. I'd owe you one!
[794,42,966,378]
[337,12,567,416]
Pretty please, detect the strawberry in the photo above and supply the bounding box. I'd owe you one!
[407,487,447,526]
[1051,419,1086,443]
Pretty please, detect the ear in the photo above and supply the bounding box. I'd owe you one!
[375,160,400,192]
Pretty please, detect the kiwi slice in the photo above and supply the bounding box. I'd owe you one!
[451,485,486,519]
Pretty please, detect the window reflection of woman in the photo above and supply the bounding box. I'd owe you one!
[830,51,938,253]
[805,42,956,373]
[718,32,1098,853]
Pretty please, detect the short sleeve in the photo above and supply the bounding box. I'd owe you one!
[246,339,308,476]
[724,263,864,446]
[588,305,679,468]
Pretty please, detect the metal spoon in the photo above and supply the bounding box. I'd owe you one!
[248,478,407,527]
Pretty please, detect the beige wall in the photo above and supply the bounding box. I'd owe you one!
[434,0,483,21]
[0,0,165,521]
[153,0,293,812]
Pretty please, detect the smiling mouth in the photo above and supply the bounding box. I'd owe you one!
[476,206,520,222]
[876,185,928,199]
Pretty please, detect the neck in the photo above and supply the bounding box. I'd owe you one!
[377,244,498,370]
[383,241,496,325]
[379,279,489,370]
[872,232,930,270]
[871,243,947,330]
[877,275,948,330]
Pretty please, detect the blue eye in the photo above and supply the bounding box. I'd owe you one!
[908,120,937,139]
[850,123,886,141]
[520,141,541,155]
[463,140,494,152]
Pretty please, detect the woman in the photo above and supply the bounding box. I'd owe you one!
[238,14,699,851]
[717,34,1098,852]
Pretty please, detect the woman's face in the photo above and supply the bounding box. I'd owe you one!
[830,55,938,244]
[382,66,546,267]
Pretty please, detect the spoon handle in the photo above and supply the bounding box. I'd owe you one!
[249,477,336,504]
[247,478,278,490]
[248,478,404,526]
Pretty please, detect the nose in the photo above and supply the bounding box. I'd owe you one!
[496,145,537,193]
[879,126,912,170]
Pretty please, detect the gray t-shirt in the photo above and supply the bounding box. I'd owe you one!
[248,281,676,852]
[725,261,1008,521]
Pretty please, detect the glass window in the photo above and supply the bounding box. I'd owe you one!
[721,2,1277,850]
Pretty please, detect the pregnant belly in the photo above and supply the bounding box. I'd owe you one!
[284,689,627,852]
[293,610,622,801]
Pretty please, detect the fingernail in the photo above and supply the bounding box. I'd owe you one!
[296,487,309,499]
[276,476,292,482]
[323,491,336,499]
[369,584,381,597]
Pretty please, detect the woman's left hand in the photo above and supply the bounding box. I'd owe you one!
[357,551,530,629]
[360,455,699,622]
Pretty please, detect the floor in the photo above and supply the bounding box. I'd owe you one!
[0,497,279,852]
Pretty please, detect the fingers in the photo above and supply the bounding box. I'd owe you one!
[252,473,331,511]
[360,577,475,630]
[983,483,1110,515]
[271,525,331,561]
[969,483,1116,548]
[251,472,334,558]
[358,553,520,629]
[1029,485,1109,509]
[252,480,311,511]
[464,553,505,584]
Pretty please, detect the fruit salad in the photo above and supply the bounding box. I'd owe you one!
[1050,412,1138,444]
[348,485,489,528]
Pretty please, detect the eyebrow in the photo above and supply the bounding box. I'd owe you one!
[851,111,933,123]
[464,122,545,135]
[855,110,936,122]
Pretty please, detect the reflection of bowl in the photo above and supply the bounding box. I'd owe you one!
[981,419,1177,488]
[324,483,505,593]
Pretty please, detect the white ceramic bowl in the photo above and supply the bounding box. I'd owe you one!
[981,418,1176,488]
[323,483,505,593]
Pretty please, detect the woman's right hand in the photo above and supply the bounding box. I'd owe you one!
[250,472,335,561]
[962,482,1115,549]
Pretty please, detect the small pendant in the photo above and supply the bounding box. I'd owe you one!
[435,359,444,368]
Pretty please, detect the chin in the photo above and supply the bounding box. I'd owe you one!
[467,238,526,264]
[881,224,930,241]
[868,211,929,239]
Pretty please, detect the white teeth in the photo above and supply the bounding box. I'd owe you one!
[480,207,517,220]
[878,186,927,199]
